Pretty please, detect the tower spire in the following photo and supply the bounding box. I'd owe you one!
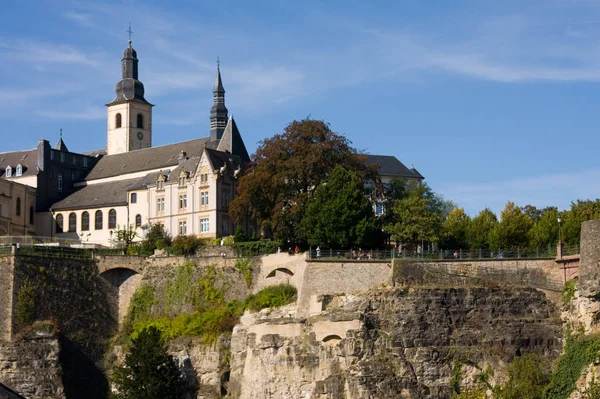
[210,60,228,141]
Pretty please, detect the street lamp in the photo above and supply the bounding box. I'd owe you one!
[558,216,562,244]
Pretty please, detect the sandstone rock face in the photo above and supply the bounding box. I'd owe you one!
[578,220,600,297]
[0,331,65,399]
[228,287,562,399]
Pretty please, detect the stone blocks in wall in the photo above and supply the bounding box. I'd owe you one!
[579,220,600,297]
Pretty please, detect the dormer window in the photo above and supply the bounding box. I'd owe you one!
[16,164,22,176]
[5,166,12,178]
[156,175,165,190]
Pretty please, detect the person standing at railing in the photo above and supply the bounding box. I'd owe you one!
[316,246,321,258]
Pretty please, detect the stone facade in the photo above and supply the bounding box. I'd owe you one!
[577,219,600,297]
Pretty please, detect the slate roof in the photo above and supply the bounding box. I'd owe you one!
[0,149,38,179]
[217,117,250,162]
[52,175,152,211]
[365,154,424,180]
[205,148,243,172]
[163,156,201,185]
[84,138,213,181]
[55,137,68,152]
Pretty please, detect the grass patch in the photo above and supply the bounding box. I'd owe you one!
[244,284,297,312]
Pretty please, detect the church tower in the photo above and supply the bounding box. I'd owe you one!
[106,39,153,155]
[210,64,228,141]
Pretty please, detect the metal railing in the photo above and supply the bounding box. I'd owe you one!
[0,236,98,248]
[17,245,93,260]
[307,246,580,261]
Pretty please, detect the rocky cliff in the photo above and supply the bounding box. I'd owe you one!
[227,286,562,399]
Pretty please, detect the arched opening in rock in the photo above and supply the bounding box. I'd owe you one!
[266,268,294,278]
[100,268,142,326]
[322,335,342,344]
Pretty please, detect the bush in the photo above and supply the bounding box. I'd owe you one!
[167,235,205,256]
[496,354,550,399]
[562,277,578,306]
[17,277,36,326]
[235,258,253,288]
[121,285,155,338]
[234,226,248,243]
[233,240,282,257]
[244,284,297,312]
[141,222,171,254]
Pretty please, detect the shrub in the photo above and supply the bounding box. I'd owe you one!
[562,277,578,306]
[233,240,282,257]
[141,222,171,254]
[122,285,155,338]
[17,277,36,325]
[235,258,253,287]
[234,226,248,243]
[496,354,550,399]
[168,235,205,256]
[544,332,600,399]
[244,284,297,312]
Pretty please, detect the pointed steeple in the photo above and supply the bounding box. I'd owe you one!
[217,116,250,162]
[210,62,228,141]
[55,129,68,152]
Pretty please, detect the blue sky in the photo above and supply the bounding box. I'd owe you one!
[1,0,600,215]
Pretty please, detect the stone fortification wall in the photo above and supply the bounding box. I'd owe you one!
[579,219,600,297]
[0,329,64,399]
[394,258,564,292]
[0,253,14,341]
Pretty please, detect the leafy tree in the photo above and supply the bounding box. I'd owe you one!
[468,208,498,249]
[302,166,381,248]
[529,207,559,248]
[112,326,185,399]
[489,202,533,249]
[230,119,376,244]
[385,182,444,248]
[141,222,171,254]
[561,200,600,246]
[111,225,138,252]
[233,225,249,243]
[441,207,472,248]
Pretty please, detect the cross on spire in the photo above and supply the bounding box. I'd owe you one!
[60,128,62,138]
[127,23,133,46]
[217,56,220,68]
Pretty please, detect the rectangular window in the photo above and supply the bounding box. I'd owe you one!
[201,218,209,232]
[50,151,55,161]
[205,192,208,206]
[222,217,228,234]
[60,152,65,163]
[71,171,76,181]
[179,220,187,235]
[58,173,63,192]
[83,157,88,167]
[131,193,137,203]
[375,202,383,215]
[179,194,187,210]
[222,192,229,207]
[72,156,76,165]
[156,198,164,214]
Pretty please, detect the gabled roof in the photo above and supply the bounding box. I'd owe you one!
[163,156,201,185]
[52,175,151,211]
[55,137,69,152]
[84,138,213,181]
[365,154,424,180]
[0,149,37,179]
[217,117,250,163]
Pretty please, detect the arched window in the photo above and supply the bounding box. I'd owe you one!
[5,166,12,178]
[16,197,21,216]
[81,211,89,231]
[16,164,22,176]
[56,214,64,233]
[29,207,34,225]
[95,210,103,230]
[135,214,142,227]
[115,113,122,128]
[108,209,117,229]
[137,114,143,128]
[69,213,76,232]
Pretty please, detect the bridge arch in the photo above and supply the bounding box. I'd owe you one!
[266,268,294,278]
[322,335,342,344]
[100,266,143,325]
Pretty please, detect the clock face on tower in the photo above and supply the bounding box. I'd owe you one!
[137,131,144,140]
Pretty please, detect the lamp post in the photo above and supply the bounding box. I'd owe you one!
[558,216,562,244]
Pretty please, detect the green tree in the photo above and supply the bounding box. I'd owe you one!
[529,207,559,248]
[468,208,498,249]
[302,166,381,248]
[385,182,444,248]
[230,119,377,244]
[441,207,472,248]
[489,202,533,249]
[112,326,185,399]
[112,225,138,252]
[561,200,600,246]
[141,222,171,254]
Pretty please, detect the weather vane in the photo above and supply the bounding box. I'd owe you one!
[127,23,133,44]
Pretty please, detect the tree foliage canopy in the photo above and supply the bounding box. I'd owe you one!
[230,119,375,243]
[112,326,185,399]
[302,166,380,248]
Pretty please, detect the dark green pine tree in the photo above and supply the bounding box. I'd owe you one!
[112,327,185,399]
